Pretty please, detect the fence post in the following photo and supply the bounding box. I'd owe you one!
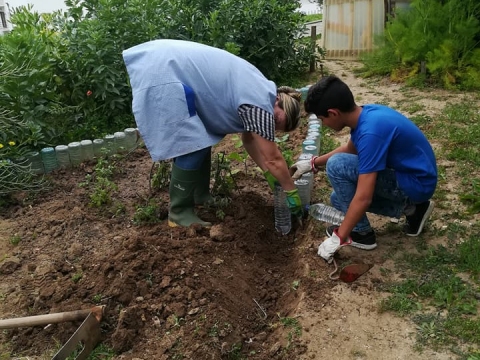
[310,26,317,73]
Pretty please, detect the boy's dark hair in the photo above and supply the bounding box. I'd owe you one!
[304,75,356,117]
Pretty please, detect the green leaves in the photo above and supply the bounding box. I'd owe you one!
[360,0,480,89]
[0,0,313,161]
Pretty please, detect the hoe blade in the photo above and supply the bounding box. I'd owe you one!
[339,263,372,283]
[52,312,102,360]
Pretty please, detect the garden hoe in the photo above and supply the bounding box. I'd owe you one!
[329,259,372,283]
[0,305,105,360]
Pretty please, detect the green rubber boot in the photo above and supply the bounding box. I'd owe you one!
[168,163,212,228]
[194,151,215,206]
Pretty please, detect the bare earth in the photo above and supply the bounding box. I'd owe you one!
[0,60,471,360]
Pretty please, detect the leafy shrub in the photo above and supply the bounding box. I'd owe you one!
[0,159,48,197]
[359,0,480,90]
[1,0,314,158]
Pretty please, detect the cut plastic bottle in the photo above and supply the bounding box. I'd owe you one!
[55,145,71,168]
[295,178,311,211]
[274,183,291,235]
[309,203,345,225]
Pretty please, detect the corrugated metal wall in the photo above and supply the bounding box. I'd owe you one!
[322,0,386,59]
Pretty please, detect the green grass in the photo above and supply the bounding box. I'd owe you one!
[320,127,340,154]
[409,114,433,129]
[303,13,323,22]
[439,102,480,165]
[379,232,480,354]
[278,316,302,349]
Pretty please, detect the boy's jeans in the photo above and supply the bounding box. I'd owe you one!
[326,153,407,233]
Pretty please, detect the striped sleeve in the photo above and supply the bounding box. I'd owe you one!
[237,104,275,141]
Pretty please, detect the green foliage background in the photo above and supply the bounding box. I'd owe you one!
[359,0,480,90]
[0,0,314,159]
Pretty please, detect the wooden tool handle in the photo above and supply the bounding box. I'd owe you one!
[0,306,104,329]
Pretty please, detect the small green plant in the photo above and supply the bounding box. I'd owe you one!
[71,273,83,283]
[89,177,118,207]
[92,294,102,304]
[172,315,184,328]
[227,135,249,174]
[169,338,184,360]
[9,234,21,246]
[133,200,162,225]
[80,158,118,208]
[211,152,237,197]
[113,202,126,217]
[204,196,232,221]
[150,161,171,192]
[291,280,300,291]
[208,322,219,337]
[225,343,244,360]
[275,134,295,166]
[145,273,153,287]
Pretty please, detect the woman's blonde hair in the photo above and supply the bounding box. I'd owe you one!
[277,86,302,132]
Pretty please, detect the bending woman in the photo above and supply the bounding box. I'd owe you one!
[123,39,302,227]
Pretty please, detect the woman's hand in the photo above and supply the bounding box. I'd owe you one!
[285,188,303,218]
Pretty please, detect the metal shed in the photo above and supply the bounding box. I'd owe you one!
[321,0,412,59]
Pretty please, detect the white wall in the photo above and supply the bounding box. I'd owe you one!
[0,0,11,35]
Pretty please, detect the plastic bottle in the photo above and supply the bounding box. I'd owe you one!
[80,140,94,161]
[304,145,318,155]
[307,130,320,138]
[114,131,127,154]
[309,203,345,225]
[124,128,138,151]
[40,147,58,173]
[104,134,115,156]
[68,142,83,166]
[55,145,71,168]
[295,178,311,211]
[274,183,291,235]
[303,171,315,192]
[93,139,105,158]
[302,139,315,153]
[300,86,310,101]
[27,151,44,174]
[307,130,321,150]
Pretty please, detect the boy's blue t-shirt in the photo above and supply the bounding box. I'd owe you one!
[350,104,437,202]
